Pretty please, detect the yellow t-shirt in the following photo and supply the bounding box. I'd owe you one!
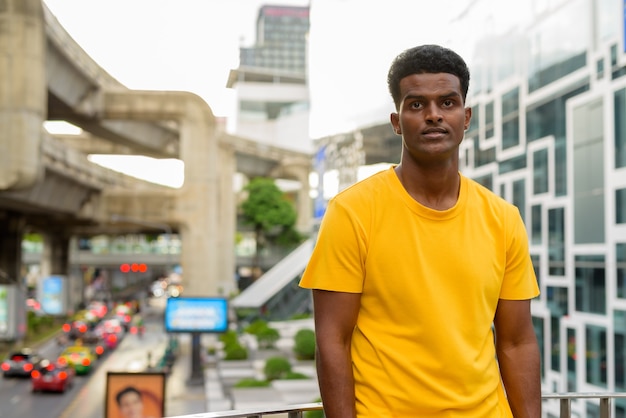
[300,167,540,418]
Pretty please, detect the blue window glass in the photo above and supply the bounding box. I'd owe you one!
[575,255,606,314]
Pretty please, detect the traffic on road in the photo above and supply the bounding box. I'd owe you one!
[0,294,175,418]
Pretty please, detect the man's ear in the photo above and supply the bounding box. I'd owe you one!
[464,107,472,131]
[390,113,401,135]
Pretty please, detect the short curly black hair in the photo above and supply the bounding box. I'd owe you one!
[387,44,470,110]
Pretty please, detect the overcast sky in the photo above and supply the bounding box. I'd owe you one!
[42,0,484,136]
[41,0,530,187]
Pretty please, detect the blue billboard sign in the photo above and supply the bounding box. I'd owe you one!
[40,275,65,315]
[164,297,228,333]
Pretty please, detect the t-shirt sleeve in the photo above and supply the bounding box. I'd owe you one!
[500,205,541,300]
[299,197,366,293]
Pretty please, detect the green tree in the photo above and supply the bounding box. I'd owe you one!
[240,177,301,276]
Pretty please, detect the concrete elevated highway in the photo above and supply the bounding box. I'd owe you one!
[0,0,312,298]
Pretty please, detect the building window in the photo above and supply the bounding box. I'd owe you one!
[502,87,519,115]
[468,105,496,167]
[502,118,520,149]
[551,316,561,372]
[585,325,607,388]
[575,255,606,314]
[548,207,565,276]
[499,154,526,174]
[526,85,589,197]
[615,309,626,391]
[533,148,549,195]
[531,204,542,245]
[567,328,577,392]
[527,0,588,92]
[548,286,568,373]
[573,99,605,243]
[597,58,605,79]
[468,104,479,138]
[617,188,626,224]
[512,179,525,221]
[485,101,495,139]
[531,254,541,289]
[473,174,493,191]
[618,243,626,299]
[501,88,519,149]
[615,88,626,168]
[533,316,545,378]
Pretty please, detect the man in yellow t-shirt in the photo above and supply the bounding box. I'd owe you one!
[300,44,541,418]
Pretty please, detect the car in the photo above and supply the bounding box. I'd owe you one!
[1,349,46,378]
[57,346,97,375]
[31,360,75,393]
[82,337,108,358]
[61,312,99,341]
[112,304,133,330]
[86,300,108,319]
[94,318,125,349]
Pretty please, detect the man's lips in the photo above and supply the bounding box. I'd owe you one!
[422,128,447,138]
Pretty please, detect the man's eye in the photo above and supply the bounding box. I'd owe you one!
[410,102,422,109]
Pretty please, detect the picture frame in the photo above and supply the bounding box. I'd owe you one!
[105,371,166,418]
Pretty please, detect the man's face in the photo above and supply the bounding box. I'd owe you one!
[119,391,144,418]
[390,72,471,164]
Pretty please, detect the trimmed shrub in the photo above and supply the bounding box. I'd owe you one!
[283,371,309,380]
[256,326,280,349]
[219,329,239,348]
[244,319,280,349]
[263,356,292,381]
[293,328,316,360]
[244,319,269,335]
[233,378,270,388]
[224,343,248,360]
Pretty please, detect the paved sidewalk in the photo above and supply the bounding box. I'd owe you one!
[164,334,208,417]
[164,319,320,417]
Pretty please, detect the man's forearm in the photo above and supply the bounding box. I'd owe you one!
[316,346,357,418]
[498,341,542,418]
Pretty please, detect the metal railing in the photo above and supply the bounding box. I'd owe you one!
[174,402,322,418]
[542,392,626,418]
[174,394,626,418]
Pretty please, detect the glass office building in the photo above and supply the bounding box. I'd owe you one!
[239,5,309,74]
[454,1,626,416]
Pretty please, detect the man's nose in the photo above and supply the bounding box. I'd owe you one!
[424,102,443,122]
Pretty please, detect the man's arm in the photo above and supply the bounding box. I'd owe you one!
[312,289,361,418]
[494,299,542,418]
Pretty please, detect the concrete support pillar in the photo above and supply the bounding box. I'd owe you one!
[40,231,70,277]
[0,0,45,190]
[218,143,237,296]
[103,91,232,296]
[0,212,25,283]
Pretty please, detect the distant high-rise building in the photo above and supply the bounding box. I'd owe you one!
[239,5,309,74]
[227,4,311,154]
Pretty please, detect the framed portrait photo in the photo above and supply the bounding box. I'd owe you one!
[105,372,166,418]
